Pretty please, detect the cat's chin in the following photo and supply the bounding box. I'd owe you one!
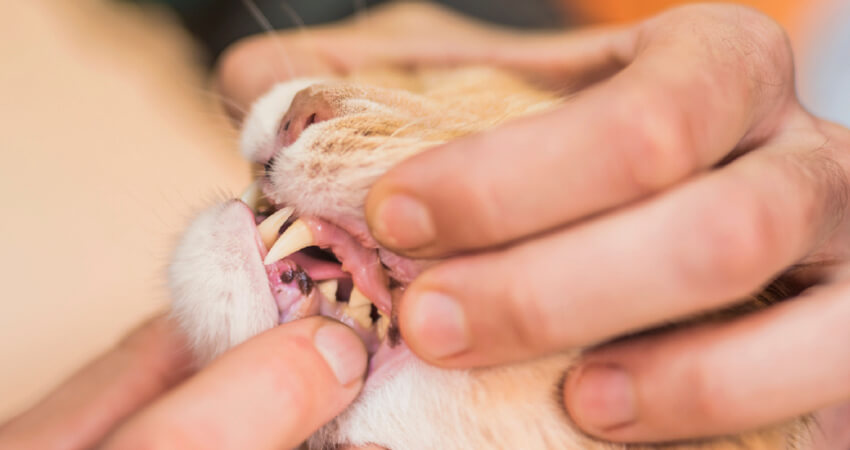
[170,197,415,386]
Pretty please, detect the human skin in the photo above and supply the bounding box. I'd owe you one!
[0,315,368,449]
[215,2,850,443]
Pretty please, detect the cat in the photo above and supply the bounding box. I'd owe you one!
[169,66,810,449]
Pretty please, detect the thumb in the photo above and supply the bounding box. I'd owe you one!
[102,317,367,449]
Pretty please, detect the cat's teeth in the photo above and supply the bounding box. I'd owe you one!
[348,287,371,309]
[317,280,338,306]
[346,304,373,329]
[376,312,390,340]
[347,287,373,328]
[240,181,263,210]
[264,219,315,265]
[257,207,294,249]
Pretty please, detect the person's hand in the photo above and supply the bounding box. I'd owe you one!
[215,2,850,443]
[0,314,367,449]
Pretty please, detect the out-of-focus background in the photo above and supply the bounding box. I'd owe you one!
[0,0,848,438]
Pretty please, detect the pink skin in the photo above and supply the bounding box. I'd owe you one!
[301,217,393,314]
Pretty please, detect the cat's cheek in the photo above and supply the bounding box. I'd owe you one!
[169,200,278,365]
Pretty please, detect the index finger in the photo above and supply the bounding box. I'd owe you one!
[365,5,796,257]
[101,317,367,450]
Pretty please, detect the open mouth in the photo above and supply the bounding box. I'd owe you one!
[240,181,413,379]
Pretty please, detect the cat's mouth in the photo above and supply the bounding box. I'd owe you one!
[241,182,414,380]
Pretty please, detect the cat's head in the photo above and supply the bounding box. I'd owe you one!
[169,68,806,449]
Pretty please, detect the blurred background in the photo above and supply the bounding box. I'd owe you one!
[0,0,848,435]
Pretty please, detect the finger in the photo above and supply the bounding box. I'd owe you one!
[366,6,796,257]
[563,276,850,442]
[0,314,193,449]
[398,132,848,367]
[217,4,629,120]
[102,317,367,450]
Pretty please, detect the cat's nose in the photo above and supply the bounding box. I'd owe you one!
[276,88,335,148]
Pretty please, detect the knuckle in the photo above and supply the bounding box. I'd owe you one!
[615,88,698,192]
[461,169,516,245]
[502,254,567,353]
[736,11,794,83]
[710,6,794,91]
[678,185,776,290]
[683,357,731,424]
[735,7,789,50]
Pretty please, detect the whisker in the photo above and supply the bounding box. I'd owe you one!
[279,1,306,29]
[278,1,327,75]
[367,117,428,154]
[240,0,297,79]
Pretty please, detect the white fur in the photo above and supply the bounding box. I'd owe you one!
[169,200,278,364]
[309,354,614,450]
[240,78,328,163]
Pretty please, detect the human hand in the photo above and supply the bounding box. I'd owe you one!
[215,2,850,444]
[0,315,367,449]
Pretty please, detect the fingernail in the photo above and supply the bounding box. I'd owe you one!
[373,194,435,249]
[570,364,637,431]
[314,323,368,386]
[408,291,470,359]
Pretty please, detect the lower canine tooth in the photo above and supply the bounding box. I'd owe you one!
[264,219,315,265]
[317,280,338,306]
[257,207,294,249]
[240,181,263,210]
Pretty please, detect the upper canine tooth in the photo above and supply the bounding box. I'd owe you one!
[257,207,294,249]
[240,181,263,210]
[317,280,338,306]
[264,219,315,265]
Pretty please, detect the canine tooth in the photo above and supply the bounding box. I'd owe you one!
[348,287,371,309]
[240,181,263,209]
[264,219,314,265]
[257,207,294,249]
[317,280,338,305]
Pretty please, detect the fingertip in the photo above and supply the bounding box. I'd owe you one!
[313,321,368,387]
[365,179,437,253]
[563,363,638,436]
[398,287,471,363]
